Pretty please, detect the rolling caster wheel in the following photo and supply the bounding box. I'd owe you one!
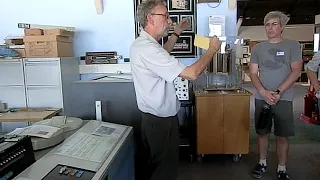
[196,155,203,162]
[233,154,241,162]
[189,155,194,163]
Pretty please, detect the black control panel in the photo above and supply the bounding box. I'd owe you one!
[42,164,96,180]
[0,135,36,180]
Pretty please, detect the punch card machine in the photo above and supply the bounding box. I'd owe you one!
[13,120,135,180]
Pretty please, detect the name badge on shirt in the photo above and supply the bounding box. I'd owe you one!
[276,52,285,56]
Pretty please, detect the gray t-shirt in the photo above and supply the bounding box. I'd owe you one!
[250,39,302,101]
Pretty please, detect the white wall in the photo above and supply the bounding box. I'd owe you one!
[239,24,314,41]
[197,1,237,37]
[1,0,237,65]
[1,0,237,80]
[180,0,237,66]
[1,0,135,62]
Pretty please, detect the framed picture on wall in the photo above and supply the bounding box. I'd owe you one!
[169,15,179,32]
[134,0,197,58]
[135,21,143,37]
[158,38,164,46]
[180,15,194,33]
[168,0,192,12]
[164,35,193,54]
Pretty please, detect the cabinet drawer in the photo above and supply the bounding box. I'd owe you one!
[0,86,26,108]
[26,86,62,108]
[223,96,250,154]
[24,59,61,86]
[196,96,224,154]
[0,60,24,85]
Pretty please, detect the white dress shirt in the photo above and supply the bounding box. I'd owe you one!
[307,51,320,80]
[129,30,186,117]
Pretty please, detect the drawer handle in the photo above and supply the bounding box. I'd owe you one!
[0,60,21,63]
[27,86,58,90]
[25,63,58,66]
[25,59,59,63]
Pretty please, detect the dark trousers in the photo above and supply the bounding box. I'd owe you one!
[138,112,180,180]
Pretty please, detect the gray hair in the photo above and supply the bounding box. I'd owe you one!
[264,11,290,26]
[136,0,166,28]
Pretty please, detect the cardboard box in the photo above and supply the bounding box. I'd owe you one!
[43,28,74,37]
[23,35,73,58]
[24,28,44,36]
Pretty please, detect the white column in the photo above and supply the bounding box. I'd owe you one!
[315,14,320,24]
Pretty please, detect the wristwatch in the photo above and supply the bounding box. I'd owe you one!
[173,32,180,38]
[276,89,281,94]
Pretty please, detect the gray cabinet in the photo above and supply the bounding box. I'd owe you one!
[24,59,61,86]
[0,57,80,111]
[23,57,80,112]
[0,59,26,108]
[0,86,26,108]
[0,59,25,86]
[0,57,80,132]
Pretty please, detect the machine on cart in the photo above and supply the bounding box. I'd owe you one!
[192,36,251,163]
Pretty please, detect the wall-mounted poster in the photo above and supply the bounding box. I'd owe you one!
[169,15,179,33]
[163,35,195,58]
[168,0,192,12]
[134,0,197,58]
[180,15,194,33]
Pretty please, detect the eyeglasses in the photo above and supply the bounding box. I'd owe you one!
[150,13,169,19]
[264,22,281,28]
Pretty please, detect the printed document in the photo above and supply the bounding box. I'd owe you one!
[7,125,61,139]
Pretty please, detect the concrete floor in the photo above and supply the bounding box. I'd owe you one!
[178,83,320,180]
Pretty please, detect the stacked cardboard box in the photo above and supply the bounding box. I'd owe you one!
[5,37,25,57]
[23,28,74,58]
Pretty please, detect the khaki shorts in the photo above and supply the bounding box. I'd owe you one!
[255,99,294,137]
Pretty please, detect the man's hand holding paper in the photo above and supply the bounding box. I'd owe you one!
[194,35,221,52]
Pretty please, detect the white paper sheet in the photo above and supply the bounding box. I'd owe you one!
[55,132,120,163]
[7,125,61,139]
[91,124,126,138]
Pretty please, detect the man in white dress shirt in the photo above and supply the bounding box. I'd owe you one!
[129,0,221,179]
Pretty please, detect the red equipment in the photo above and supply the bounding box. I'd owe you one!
[300,84,320,125]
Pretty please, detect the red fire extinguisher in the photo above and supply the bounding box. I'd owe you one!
[305,85,319,120]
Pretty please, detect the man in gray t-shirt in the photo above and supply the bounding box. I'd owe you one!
[251,39,302,101]
[249,11,302,180]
